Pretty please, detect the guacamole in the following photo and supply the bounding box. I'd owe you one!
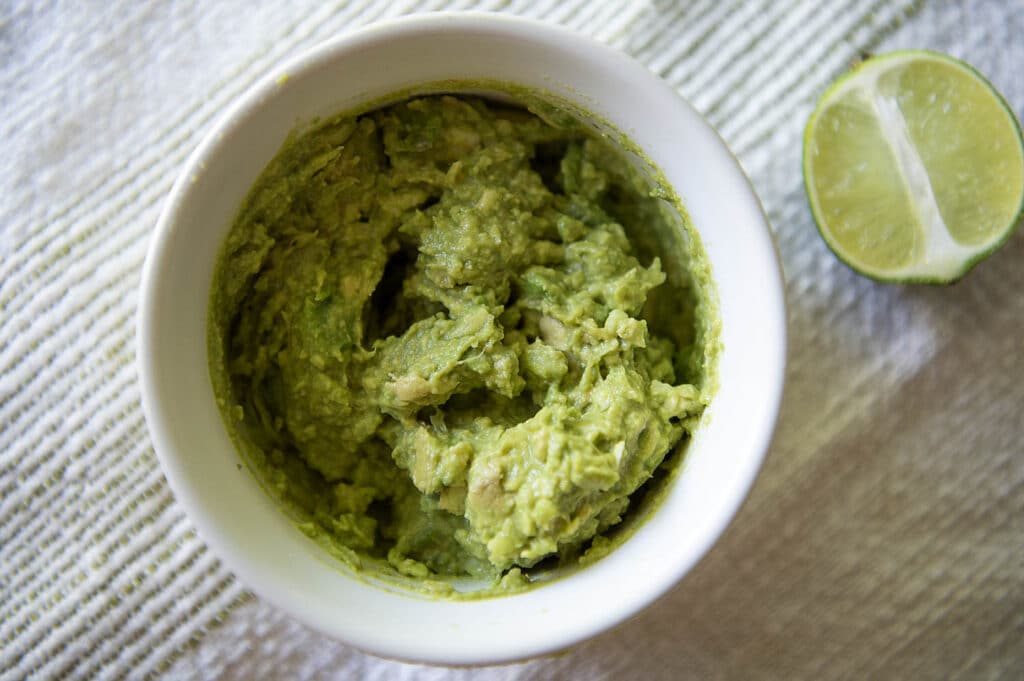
[209,94,716,594]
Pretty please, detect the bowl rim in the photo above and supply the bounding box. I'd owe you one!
[138,10,787,665]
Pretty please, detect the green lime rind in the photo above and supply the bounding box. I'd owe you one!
[802,49,1024,285]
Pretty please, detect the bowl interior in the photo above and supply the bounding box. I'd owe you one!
[139,14,785,665]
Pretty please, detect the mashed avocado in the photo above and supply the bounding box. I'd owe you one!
[210,94,716,594]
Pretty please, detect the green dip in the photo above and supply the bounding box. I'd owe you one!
[209,93,718,596]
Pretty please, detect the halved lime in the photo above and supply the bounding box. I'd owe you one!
[803,50,1024,283]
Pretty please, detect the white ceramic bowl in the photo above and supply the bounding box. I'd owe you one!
[138,13,786,665]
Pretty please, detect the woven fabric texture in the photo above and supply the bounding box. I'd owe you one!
[2,0,1022,679]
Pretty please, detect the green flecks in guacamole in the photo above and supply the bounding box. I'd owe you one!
[209,94,715,594]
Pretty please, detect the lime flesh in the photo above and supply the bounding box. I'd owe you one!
[803,50,1024,283]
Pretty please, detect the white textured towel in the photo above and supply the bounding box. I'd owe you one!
[2,1,1022,679]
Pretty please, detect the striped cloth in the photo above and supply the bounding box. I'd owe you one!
[2,1,1022,678]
